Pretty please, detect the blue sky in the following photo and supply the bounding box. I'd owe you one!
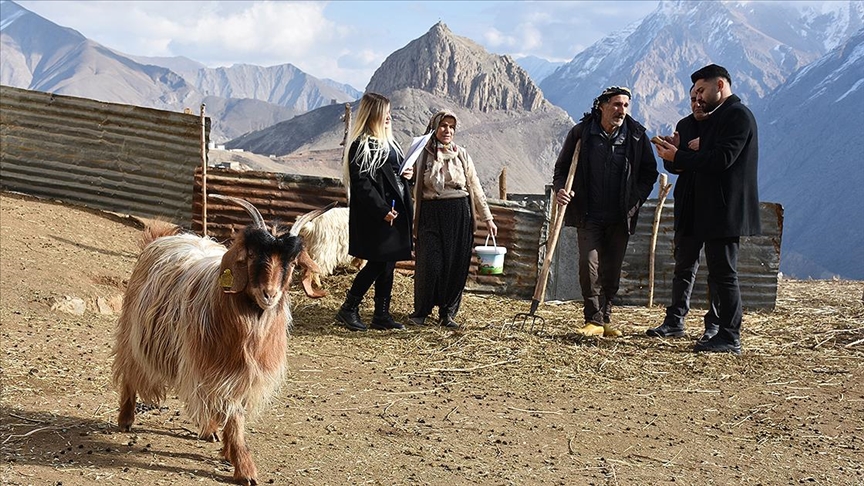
[16,0,663,89]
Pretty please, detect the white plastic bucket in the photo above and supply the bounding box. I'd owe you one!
[474,234,507,275]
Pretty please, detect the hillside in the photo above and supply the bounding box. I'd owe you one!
[757,28,864,279]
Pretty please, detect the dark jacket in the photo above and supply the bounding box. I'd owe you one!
[669,94,761,239]
[347,139,413,261]
[552,113,659,234]
[668,114,702,234]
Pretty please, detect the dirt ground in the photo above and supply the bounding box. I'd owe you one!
[1,192,862,486]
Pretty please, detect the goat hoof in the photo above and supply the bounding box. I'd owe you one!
[200,432,219,442]
[233,474,257,486]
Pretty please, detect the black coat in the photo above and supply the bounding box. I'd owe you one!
[669,95,761,239]
[667,114,702,234]
[347,139,413,261]
[553,114,659,234]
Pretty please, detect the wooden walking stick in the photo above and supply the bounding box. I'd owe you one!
[648,173,673,307]
[510,140,581,332]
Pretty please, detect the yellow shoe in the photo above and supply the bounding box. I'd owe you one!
[576,323,605,336]
[603,324,622,338]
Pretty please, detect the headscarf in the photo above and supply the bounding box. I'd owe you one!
[424,110,463,193]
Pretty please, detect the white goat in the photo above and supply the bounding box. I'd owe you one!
[294,206,364,298]
[112,195,324,486]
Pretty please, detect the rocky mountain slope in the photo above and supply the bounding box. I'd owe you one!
[229,23,575,195]
[540,0,864,134]
[756,27,864,279]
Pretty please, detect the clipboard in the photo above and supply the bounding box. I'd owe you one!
[400,133,432,173]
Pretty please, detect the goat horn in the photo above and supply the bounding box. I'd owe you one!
[209,194,266,229]
[290,201,339,237]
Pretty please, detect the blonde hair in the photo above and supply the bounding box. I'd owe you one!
[342,93,402,194]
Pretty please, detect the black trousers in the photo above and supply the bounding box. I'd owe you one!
[349,260,396,305]
[703,237,743,342]
[576,219,630,324]
[412,197,474,319]
[664,233,720,329]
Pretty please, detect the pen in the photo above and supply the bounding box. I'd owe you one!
[390,199,395,226]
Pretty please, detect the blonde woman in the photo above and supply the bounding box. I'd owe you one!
[336,92,414,331]
[408,110,497,329]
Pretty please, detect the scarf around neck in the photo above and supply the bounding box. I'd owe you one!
[429,142,460,192]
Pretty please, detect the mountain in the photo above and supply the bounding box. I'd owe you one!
[515,55,565,85]
[756,27,864,280]
[540,0,864,134]
[228,22,575,196]
[0,0,198,108]
[0,0,360,143]
[135,61,362,113]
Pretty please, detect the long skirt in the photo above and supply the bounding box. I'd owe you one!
[412,197,474,319]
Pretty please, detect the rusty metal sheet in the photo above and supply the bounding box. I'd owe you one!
[0,85,204,224]
[191,167,543,299]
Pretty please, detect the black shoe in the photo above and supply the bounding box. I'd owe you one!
[693,337,741,355]
[336,308,367,331]
[406,315,427,326]
[698,324,719,344]
[646,323,686,338]
[439,316,461,329]
[336,291,367,331]
[370,314,405,330]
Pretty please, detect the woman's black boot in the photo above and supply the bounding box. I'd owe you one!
[336,291,367,331]
[371,296,405,330]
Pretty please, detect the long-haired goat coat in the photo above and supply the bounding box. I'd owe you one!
[295,206,365,297]
[111,196,322,486]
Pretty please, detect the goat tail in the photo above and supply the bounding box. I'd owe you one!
[140,220,182,250]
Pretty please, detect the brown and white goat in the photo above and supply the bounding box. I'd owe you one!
[111,195,322,486]
[294,206,365,298]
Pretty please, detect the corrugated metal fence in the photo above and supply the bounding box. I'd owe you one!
[544,190,783,310]
[191,167,544,298]
[0,85,205,223]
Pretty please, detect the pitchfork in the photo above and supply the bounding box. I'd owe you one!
[510,140,581,332]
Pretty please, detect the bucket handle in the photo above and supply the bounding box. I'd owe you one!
[484,233,498,248]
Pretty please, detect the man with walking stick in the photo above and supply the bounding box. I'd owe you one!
[553,86,658,337]
[652,64,761,355]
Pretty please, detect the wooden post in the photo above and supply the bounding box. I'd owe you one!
[200,103,208,237]
[648,173,673,307]
[498,167,507,199]
[341,103,351,148]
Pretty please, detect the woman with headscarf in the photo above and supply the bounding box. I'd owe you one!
[336,92,413,332]
[407,110,497,329]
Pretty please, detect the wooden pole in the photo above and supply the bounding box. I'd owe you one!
[200,103,208,237]
[531,140,581,308]
[341,103,351,149]
[648,173,673,307]
[498,167,507,199]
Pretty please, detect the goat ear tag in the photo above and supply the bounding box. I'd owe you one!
[219,269,234,289]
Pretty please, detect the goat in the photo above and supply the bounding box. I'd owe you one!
[111,195,324,486]
[294,206,364,298]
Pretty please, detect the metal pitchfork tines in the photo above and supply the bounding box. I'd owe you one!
[511,299,546,332]
[508,140,581,333]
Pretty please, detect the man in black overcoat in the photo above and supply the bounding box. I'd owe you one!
[654,64,760,355]
[647,85,720,342]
